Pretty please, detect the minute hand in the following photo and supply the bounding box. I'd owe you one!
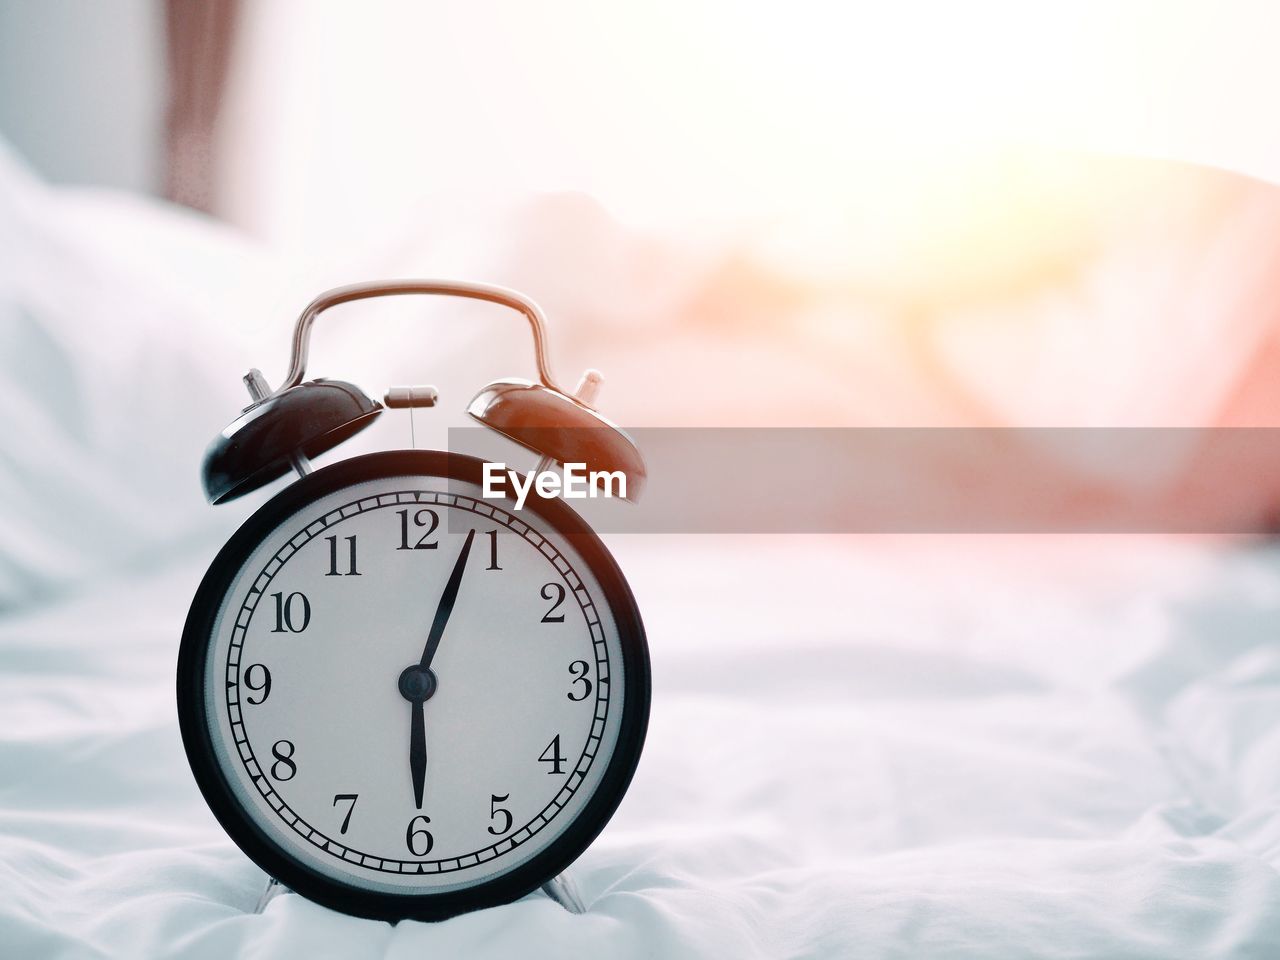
[420,529,476,668]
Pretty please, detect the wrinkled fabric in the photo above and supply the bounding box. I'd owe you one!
[3,535,1279,959]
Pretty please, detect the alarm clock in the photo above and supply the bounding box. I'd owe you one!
[177,280,650,921]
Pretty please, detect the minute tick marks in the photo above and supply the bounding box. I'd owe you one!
[215,486,616,880]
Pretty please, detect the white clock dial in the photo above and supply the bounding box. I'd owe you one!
[200,470,627,896]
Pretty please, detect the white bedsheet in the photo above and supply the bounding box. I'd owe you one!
[4,533,1280,959]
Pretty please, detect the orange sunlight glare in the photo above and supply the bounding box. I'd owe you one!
[223,0,1279,252]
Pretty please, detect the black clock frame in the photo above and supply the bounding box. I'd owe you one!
[177,450,650,922]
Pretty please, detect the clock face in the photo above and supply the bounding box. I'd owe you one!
[179,452,648,920]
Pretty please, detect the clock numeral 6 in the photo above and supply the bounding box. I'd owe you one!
[567,660,592,701]
[332,793,358,834]
[270,591,310,633]
[243,663,272,704]
[406,815,434,856]
[541,582,566,623]
[488,793,513,835]
[539,734,566,775]
[397,509,439,550]
[270,740,296,781]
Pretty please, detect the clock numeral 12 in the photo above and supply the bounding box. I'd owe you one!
[397,509,439,550]
[325,535,360,576]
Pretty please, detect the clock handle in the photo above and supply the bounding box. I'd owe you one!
[263,279,567,399]
[200,277,644,504]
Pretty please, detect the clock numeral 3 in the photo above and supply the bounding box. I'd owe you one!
[406,815,434,856]
[397,509,439,550]
[270,740,296,781]
[243,663,272,704]
[540,582,566,623]
[567,660,592,701]
[488,793,513,835]
[270,591,310,633]
[324,535,360,576]
[539,734,566,775]
[332,793,358,834]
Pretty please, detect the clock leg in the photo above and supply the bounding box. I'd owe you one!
[540,872,586,914]
[253,877,289,913]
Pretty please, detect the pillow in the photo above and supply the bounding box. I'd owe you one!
[0,140,274,609]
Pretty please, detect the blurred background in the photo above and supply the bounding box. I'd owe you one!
[6,0,1280,425]
[13,10,1280,956]
[5,0,1280,593]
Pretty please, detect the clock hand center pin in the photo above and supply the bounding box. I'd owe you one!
[397,664,438,702]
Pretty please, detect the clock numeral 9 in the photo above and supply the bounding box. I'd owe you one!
[567,660,592,701]
[397,509,439,550]
[325,535,360,576]
[270,740,296,781]
[406,815,434,856]
[243,663,272,704]
[488,793,513,835]
[541,582,566,623]
[270,591,310,633]
[539,734,566,775]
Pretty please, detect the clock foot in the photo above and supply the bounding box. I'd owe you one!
[541,872,586,914]
[253,877,288,914]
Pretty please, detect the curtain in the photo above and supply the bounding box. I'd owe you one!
[163,0,239,213]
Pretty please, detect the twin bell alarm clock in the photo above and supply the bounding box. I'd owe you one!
[177,280,650,921]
